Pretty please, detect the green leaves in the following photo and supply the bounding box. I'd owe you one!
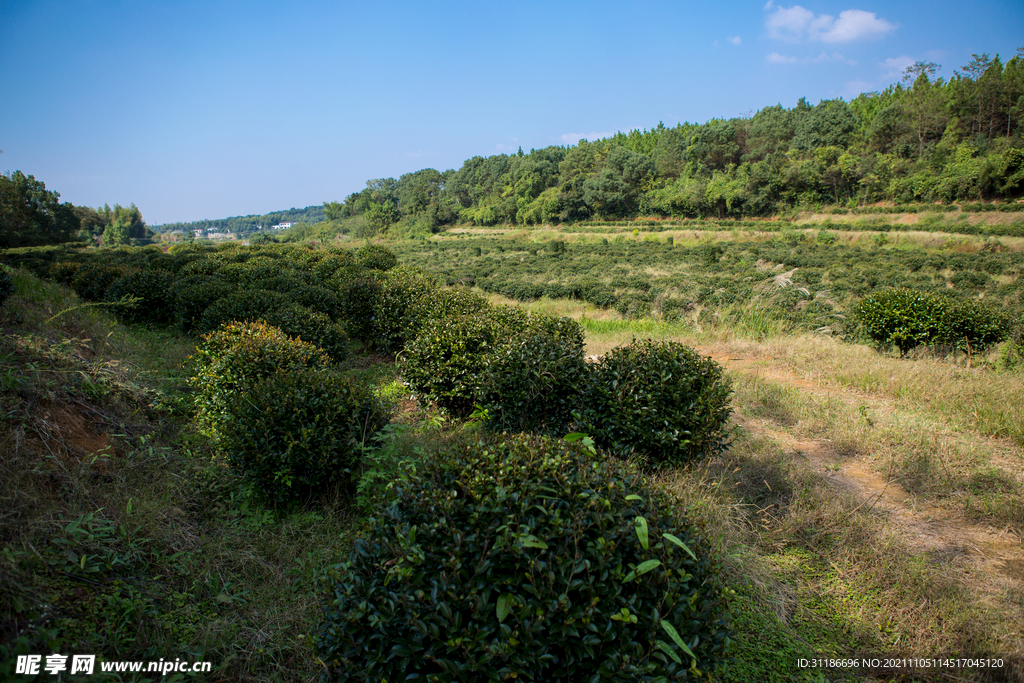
[634,516,649,550]
[663,532,698,561]
[317,432,732,681]
[660,619,698,666]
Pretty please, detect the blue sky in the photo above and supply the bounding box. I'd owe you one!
[2,0,1021,226]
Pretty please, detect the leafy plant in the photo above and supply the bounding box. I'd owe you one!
[855,288,948,356]
[576,339,733,467]
[478,316,587,436]
[187,320,333,438]
[219,366,390,506]
[316,432,732,681]
[400,311,505,417]
[104,269,177,324]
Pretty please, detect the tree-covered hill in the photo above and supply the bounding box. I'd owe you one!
[319,50,1024,237]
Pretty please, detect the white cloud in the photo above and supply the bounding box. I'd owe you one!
[559,132,613,145]
[880,55,914,80]
[765,4,895,43]
[729,35,742,45]
[822,10,894,43]
[767,52,799,64]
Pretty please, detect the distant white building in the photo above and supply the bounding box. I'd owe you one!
[272,222,294,230]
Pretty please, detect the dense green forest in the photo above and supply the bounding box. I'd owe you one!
[302,51,1024,238]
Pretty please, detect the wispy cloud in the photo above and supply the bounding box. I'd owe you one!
[495,137,520,152]
[766,51,856,65]
[765,4,895,43]
[729,36,742,45]
[880,55,914,80]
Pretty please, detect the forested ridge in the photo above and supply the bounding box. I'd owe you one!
[268,50,1024,240]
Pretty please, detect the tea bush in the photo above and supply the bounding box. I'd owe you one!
[374,267,436,352]
[400,311,506,417]
[195,290,348,361]
[356,244,399,271]
[937,299,1009,355]
[855,287,1008,356]
[478,317,587,436]
[219,366,390,506]
[170,277,236,334]
[71,263,135,301]
[336,276,383,347]
[317,432,732,681]
[855,288,948,356]
[187,320,332,437]
[104,269,177,324]
[576,339,732,467]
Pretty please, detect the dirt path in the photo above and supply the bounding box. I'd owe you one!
[697,345,1024,589]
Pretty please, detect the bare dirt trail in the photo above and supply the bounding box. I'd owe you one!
[696,344,1024,589]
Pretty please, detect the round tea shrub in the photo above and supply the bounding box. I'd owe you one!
[400,311,504,417]
[356,244,399,271]
[478,317,587,436]
[336,275,383,347]
[47,261,81,286]
[374,267,437,352]
[219,366,390,507]
[187,319,333,437]
[316,432,732,681]
[104,269,177,324]
[576,339,732,467]
[71,263,135,301]
[262,304,349,362]
[855,287,948,356]
[196,289,293,335]
[937,299,1009,355]
[171,276,236,334]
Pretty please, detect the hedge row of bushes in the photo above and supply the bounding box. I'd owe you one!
[855,288,1011,356]
[187,320,390,506]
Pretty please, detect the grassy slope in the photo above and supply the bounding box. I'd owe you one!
[4,212,1024,682]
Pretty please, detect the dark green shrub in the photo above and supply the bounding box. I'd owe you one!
[197,290,348,361]
[263,305,348,362]
[312,252,357,281]
[104,269,177,324]
[47,261,81,285]
[937,300,1009,355]
[187,320,333,438]
[479,317,587,436]
[195,289,293,335]
[337,276,383,347]
[576,339,732,467]
[356,244,399,271]
[374,267,436,353]
[170,277,235,334]
[400,311,507,417]
[287,283,344,320]
[71,264,135,301]
[317,432,732,681]
[855,288,948,356]
[219,366,389,506]
[0,268,14,307]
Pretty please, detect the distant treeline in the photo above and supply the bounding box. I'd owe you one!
[317,50,1024,237]
[153,206,326,236]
